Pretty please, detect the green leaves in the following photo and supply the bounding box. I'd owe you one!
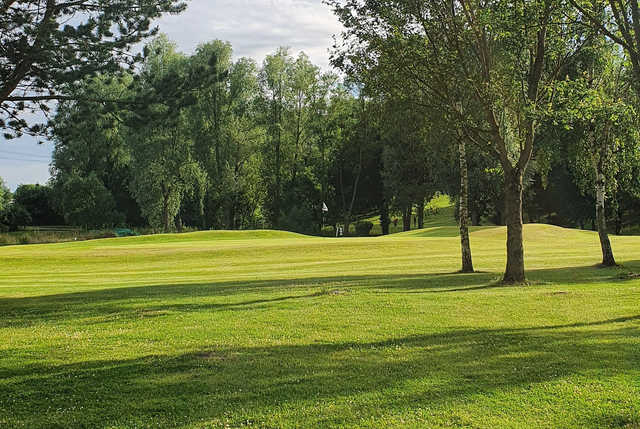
[1,0,188,135]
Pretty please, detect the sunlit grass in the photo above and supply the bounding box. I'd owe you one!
[0,221,639,428]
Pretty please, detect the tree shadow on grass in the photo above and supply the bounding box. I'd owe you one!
[388,260,640,294]
[1,322,639,428]
[1,261,639,426]
[0,261,638,328]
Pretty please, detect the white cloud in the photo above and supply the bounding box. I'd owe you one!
[156,0,343,69]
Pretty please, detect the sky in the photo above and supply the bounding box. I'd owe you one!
[1,0,343,190]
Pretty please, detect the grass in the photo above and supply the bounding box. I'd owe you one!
[0,216,639,427]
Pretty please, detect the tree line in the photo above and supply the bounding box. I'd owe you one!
[41,37,385,235]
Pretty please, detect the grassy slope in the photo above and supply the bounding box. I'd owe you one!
[0,221,639,427]
[358,193,455,236]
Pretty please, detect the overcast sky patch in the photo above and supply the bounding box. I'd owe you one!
[157,0,342,68]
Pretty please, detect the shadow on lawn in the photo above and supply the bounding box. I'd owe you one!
[1,263,639,426]
[1,322,639,427]
[0,261,639,328]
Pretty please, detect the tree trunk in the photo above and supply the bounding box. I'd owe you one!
[458,138,474,273]
[503,170,526,283]
[595,172,617,266]
[342,145,363,238]
[291,93,303,185]
[402,204,412,232]
[380,199,390,235]
[417,199,425,229]
[471,210,481,226]
[228,202,236,231]
[614,196,623,235]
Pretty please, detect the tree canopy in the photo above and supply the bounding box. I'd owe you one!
[0,0,187,138]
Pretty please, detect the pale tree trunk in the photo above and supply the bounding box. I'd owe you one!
[417,199,425,229]
[503,169,526,283]
[595,171,617,266]
[458,137,474,273]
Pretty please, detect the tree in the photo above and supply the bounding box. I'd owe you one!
[129,36,206,232]
[190,40,233,179]
[0,177,10,209]
[381,99,434,232]
[333,92,381,234]
[286,53,320,186]
[326,1,481,272]
[1,0,187,137]
[51,74,140,226]
[569,0,640,97]
[12,183,62,226]
[60,173,123,228]
[328,0,583,283]
[189,42,264,229]
[555,55,639,265]
[0,177,12,229]
[258,48,292,227]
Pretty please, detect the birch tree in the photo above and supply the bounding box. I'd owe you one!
[328,0,584,282]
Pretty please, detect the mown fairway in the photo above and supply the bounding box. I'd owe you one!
[1,224,639,428]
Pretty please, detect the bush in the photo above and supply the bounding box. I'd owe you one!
[355,221,374,237]
[6,204,32,231]
[13,184,63,226]
[61,174,124,228]
[278,205,316,235]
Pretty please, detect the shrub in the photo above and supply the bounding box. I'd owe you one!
[61,174,124,228]
[6,204,32,231]
[278,205,316,235]
[355,221,374,237]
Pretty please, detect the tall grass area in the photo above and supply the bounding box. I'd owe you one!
[0,228,117,246]
[0,225,639,428]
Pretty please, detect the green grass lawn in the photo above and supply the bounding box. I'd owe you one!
[1,221,639,428]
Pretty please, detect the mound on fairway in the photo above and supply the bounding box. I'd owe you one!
[0,224,639,428]
[98,229,310,245]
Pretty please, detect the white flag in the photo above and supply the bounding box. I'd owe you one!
[322,202,329,213]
